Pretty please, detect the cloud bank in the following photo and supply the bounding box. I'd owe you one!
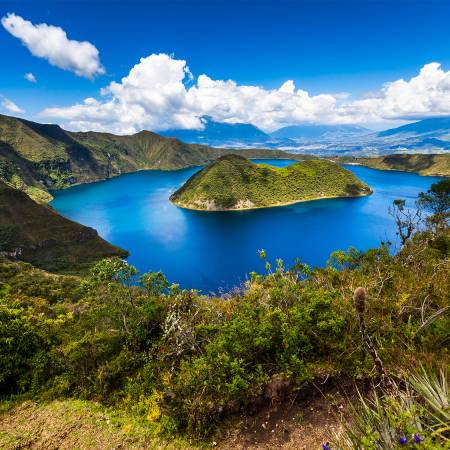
[41,53,450,134]
[2,13,104,79]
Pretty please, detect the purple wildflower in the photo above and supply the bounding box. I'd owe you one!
[399,435,408,445]
[413,433,424,444]
[322,443,331,450]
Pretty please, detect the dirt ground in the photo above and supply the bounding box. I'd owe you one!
[218,381,350,449]
[0,382,351,450]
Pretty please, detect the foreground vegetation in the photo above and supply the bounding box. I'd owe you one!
[171,155,371,210]
[337,368,449,449]
[1,180,448,448]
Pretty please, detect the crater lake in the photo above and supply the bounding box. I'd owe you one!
[50,160,442,292]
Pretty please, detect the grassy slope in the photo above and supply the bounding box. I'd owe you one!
[0,114,308,203]
[0,181,128,274]
[339,154,450,176]
[0,141,53,203]
[170,154,372,210]
[0,400,193,450]
[0,390,344,450]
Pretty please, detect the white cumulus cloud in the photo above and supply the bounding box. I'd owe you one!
[342,62,450,121]
[1,97,24,114]
[40,54,450,134]
[2,13,104,79]
[24,72,37,83]
[41,53,340,133]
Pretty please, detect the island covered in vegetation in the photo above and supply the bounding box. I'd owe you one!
[170,154,372,211]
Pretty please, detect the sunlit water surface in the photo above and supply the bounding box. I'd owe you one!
[51,160,442,292]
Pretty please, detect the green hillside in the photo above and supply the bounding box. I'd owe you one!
[338,153,450,176]
[0,114,307,203]
[0,180,448,447]
[0,180,128,273]
[170,154,372,210]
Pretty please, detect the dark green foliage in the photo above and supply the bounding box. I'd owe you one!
[0,305,47,394]
[171,155,372,210]
[0,188,448,439]
[0,181,128,274]
[418,179,450,215]
[0,113,308,202]
[167,288,345,434]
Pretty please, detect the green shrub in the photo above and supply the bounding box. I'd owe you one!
[0,305,47,394]
[0,185,448,438]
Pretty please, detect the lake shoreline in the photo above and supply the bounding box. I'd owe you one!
[49,163,441,292]
[171,190,373,212]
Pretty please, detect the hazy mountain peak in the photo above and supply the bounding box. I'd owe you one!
[378,116,450,137]
[271,124,372,140]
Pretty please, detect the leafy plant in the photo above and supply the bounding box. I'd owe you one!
[335,368,450,449]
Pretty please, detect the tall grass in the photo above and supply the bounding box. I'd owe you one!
[335,368,449,449]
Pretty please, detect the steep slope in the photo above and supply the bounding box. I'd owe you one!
[0,114,217,189]
[0,141,53,203]
[170,154,372,210]
[0,114,305,202]
[0,181,128,273]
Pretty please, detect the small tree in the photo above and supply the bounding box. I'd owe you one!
[85,258,139,334]
[139,271,169,296]
[417,179,450,232]
[388,199,422,246]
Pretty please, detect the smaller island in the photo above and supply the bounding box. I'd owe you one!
[170,154,372,211]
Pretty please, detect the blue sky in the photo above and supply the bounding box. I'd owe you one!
[1,0,450,132]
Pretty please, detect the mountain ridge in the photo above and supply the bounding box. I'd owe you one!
[161,116,270,144]
[378,116,450,137]
[0,113,308,202]
[0,180,128,273]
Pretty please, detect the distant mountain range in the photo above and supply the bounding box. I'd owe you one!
[160,116,450,155]
[378,117,450,137]
[368,117,450,155]
[161,117,270,145]
[271,124,371,140]
[161,117,372,147]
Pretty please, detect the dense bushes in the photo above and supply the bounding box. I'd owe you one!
[0,304,47,394]
[0,182,449,439]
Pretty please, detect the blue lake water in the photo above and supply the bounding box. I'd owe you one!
[50,161,442,292]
